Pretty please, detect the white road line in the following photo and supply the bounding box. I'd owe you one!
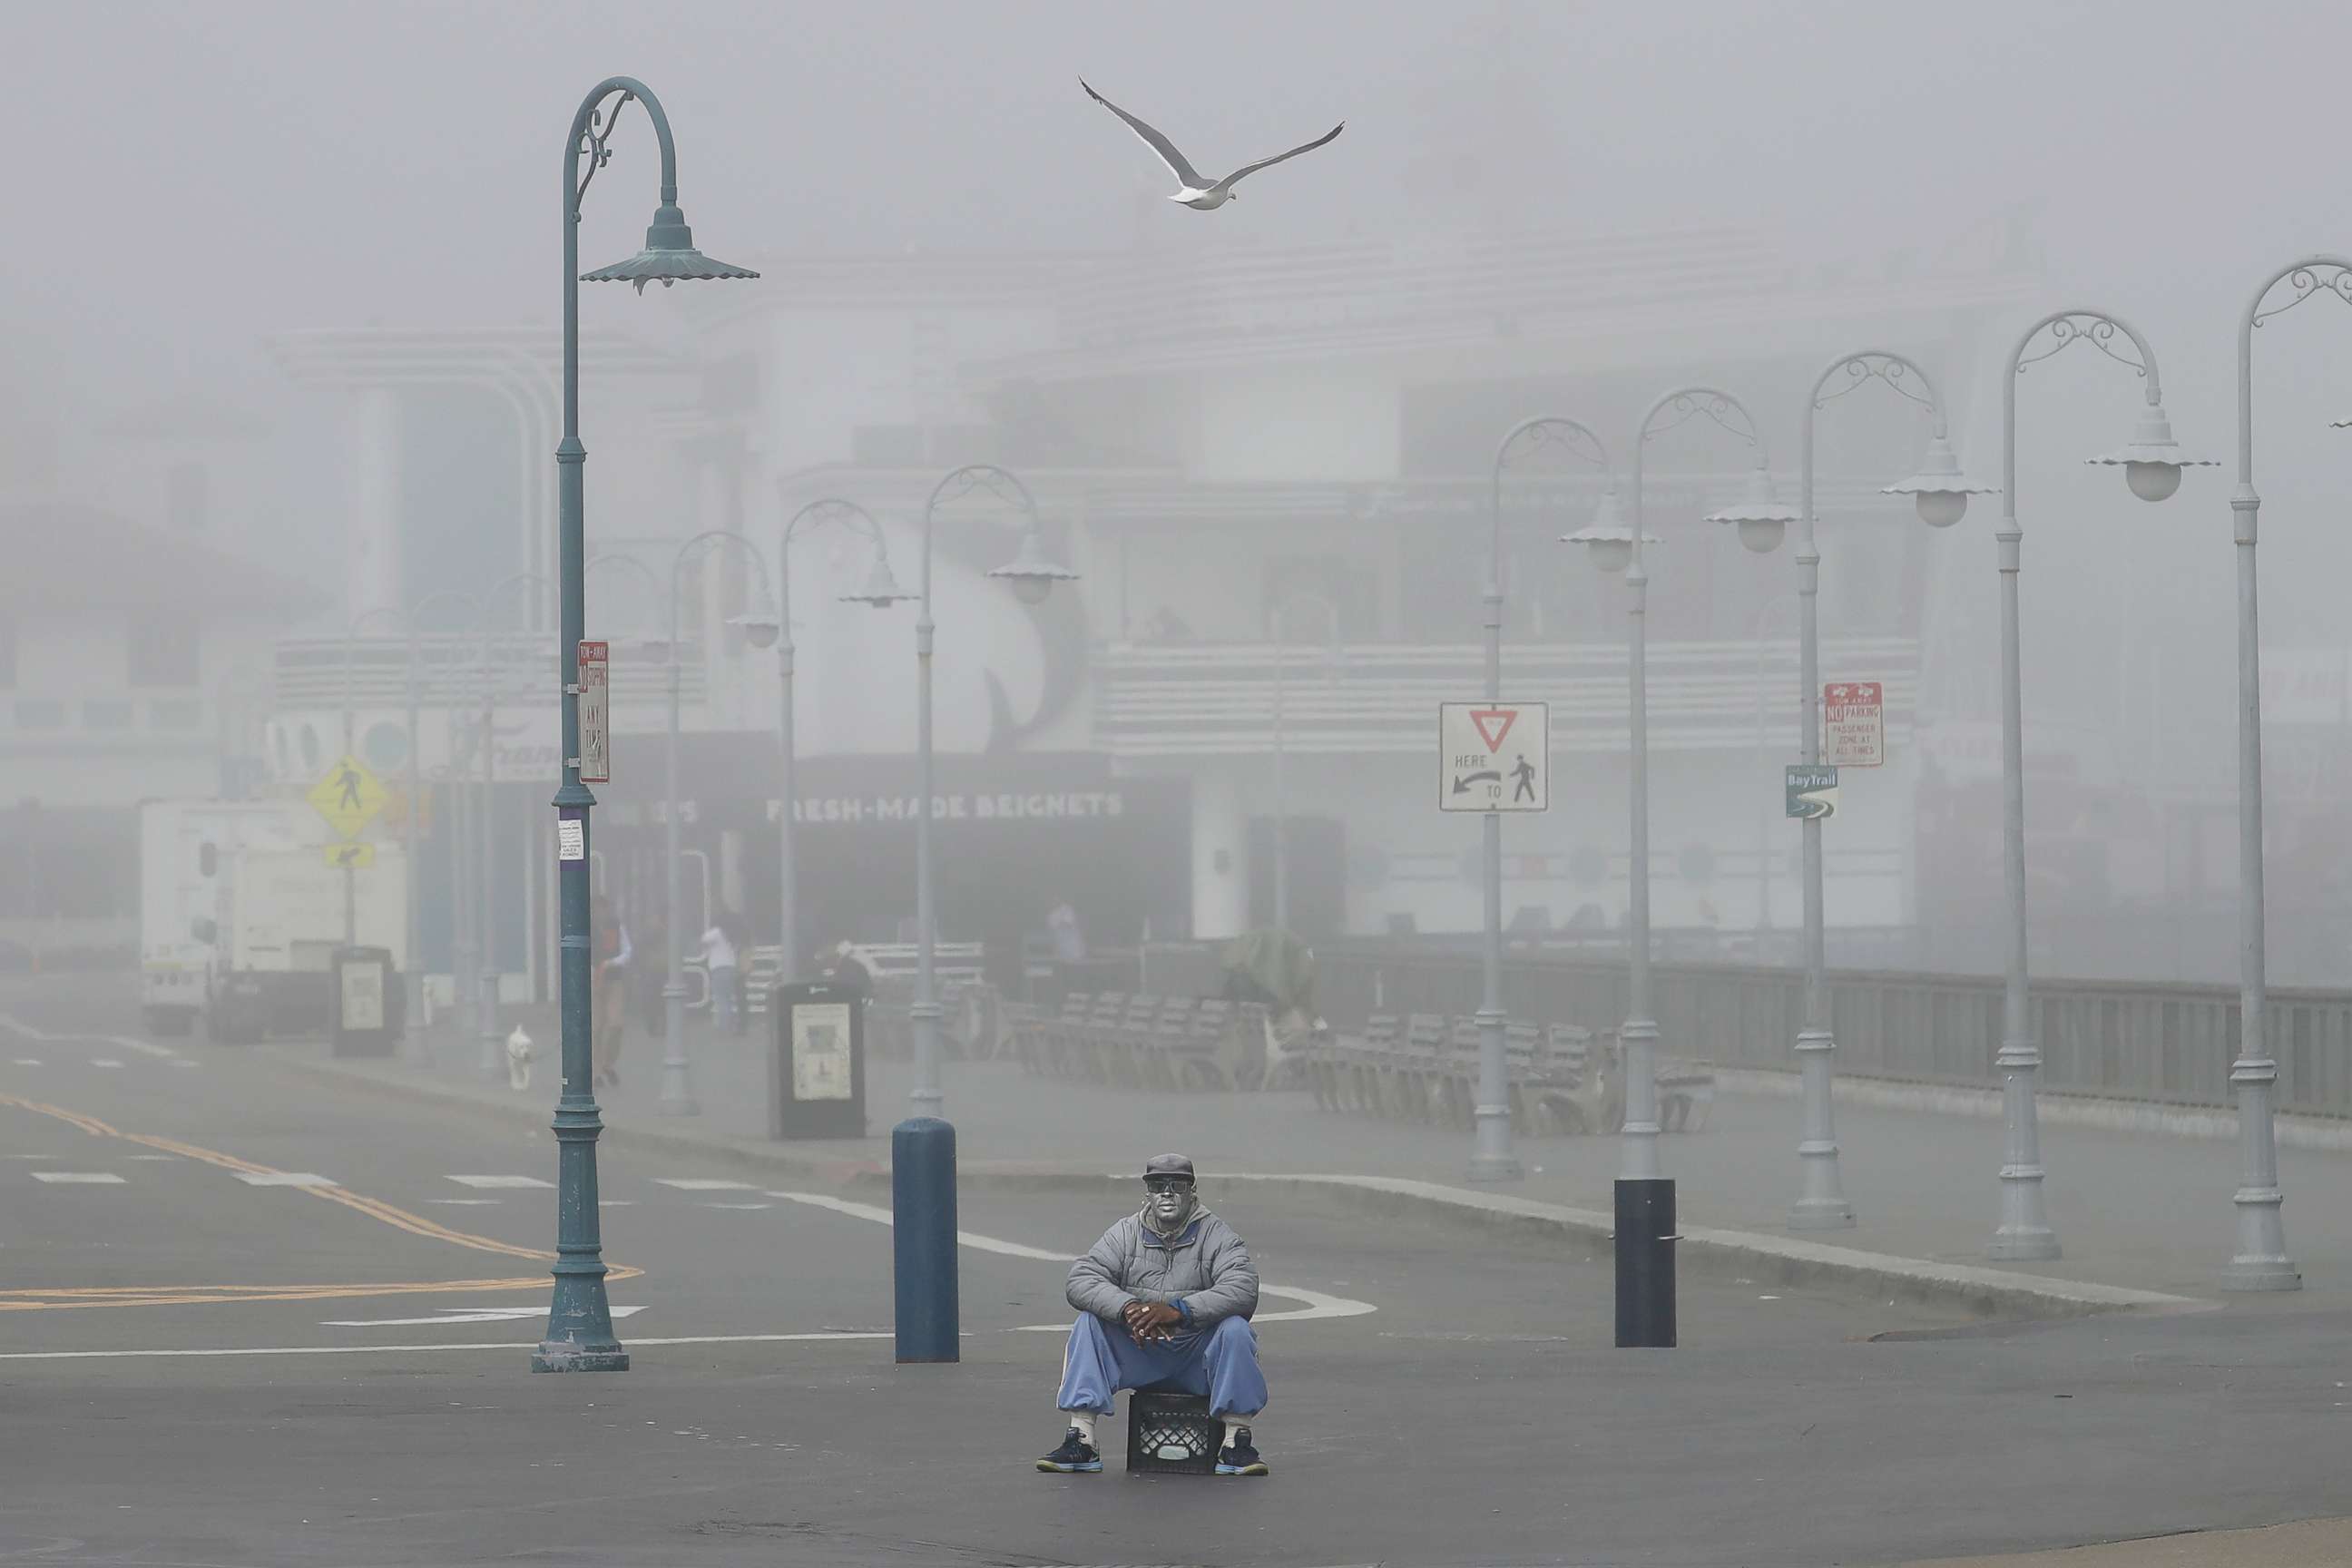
[127,1154,179,1161]
[762,1191,1380,1326]
[167,1060,200,1069]
[702,1202,772,1210]
[89,1059,124,1070]
[11,1058,41,1067]
[0,1331,897,1363]
[319,1305,649,1328]
[446,1175,554,1190]
[0,1014,179,1060]
[32,1172,126,1185]
[598,1200,635,1208]
[652,1179,759,1192]
[426,1199,502,1206]
[232,1172,339,1188]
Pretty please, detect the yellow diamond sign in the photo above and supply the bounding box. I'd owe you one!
[309,754,387,841]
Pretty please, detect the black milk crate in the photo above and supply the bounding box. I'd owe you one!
[1125,1388,1220,1475]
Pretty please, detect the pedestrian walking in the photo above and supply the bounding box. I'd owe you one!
[700,911,743,1037]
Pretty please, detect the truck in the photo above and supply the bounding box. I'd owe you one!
[139,799,407,1043]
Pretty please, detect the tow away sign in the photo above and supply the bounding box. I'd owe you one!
[1824,681,1885,768]
[1439,702,1548,812]
[577,641,611,783]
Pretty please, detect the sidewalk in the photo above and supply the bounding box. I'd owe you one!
[283,1011,2352,1303]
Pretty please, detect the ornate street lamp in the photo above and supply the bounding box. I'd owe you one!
[534,76,755,1377]
[1986,309,2210,1262]
[908,466,1076,1119]
[777,497,915,999]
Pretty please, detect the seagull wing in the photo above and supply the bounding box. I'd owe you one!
[1082,79,1207,189]
[1213,121,1345,191]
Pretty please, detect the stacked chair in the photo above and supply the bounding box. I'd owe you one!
[1008,991,1271,1091]
[1292,1011,1715,1137]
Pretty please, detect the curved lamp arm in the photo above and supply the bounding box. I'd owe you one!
[2004,309,2162,522]
[920,464,1040,618]
[1492,415,1615,601]
[666,528,779,646]
[1631,385,1772,572]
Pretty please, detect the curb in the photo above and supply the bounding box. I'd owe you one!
[1716,1066,2352,1154]
[271,1049,2206,1324]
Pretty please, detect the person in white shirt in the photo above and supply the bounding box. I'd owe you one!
[699,914,743,1037]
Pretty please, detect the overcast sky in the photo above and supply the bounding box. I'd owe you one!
[9,0,2352,421]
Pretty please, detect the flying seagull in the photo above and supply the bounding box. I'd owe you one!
[1082,80,1343,211]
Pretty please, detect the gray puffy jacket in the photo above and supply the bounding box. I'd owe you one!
[1067,1207,1259,1339]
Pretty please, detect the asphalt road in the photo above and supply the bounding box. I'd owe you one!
[2,976,2348,1568]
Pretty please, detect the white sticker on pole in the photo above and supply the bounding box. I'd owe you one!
[577,641,611,784]
[1438,701,1548,812]
[1823,681,1884,768]
[556,818,585,862]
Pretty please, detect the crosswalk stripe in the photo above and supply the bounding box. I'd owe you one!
[90,1060,123,1070]
[652,1179,759,1191]
[702,1202,773,1210]
[32,1172,125,1185]
[232,1172,339,1188]
[446,1175,553,1190]
[11,1059,39,1067]
[426,1199,503,1207]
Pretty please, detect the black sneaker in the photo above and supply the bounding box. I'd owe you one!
[1034,1426,1102,1474]
[1215,1426,1269,1476]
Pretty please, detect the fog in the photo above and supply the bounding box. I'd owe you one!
[11,0,2352,998]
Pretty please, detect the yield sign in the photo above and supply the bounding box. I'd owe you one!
[1469,708,1518,751]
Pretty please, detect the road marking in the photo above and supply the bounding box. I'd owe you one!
[599,1200,634,1208]
[702,1202,772,1210]
[127,1154,178,1161]
[446,1175,553,1190]
[318,1304,649,1328]
[763,1191,1379,1327]
[0,1330,893,1362]
[233,1172,339,1188]
[0,1014,178,1060]
[0,1092,645,1311]
[652,1179,759,1191]
[167,1060,200,1070]
[89,1059,124,1070]
[1,1275,569,1312]
[32,1171,125,1185]
[11,1058,40,1067]
[427,1199,502,1207]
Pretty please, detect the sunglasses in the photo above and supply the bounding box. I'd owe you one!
[1143,1177,1195,1194]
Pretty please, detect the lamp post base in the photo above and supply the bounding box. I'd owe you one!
[1787,1199,1856,1231]
[530,1339,632,1373]
[1986,1227,2061,1262]
[2219,1259,2302,1292]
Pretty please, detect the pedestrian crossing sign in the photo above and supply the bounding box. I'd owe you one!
[1438,701,1549,813]
[308,754,388,840]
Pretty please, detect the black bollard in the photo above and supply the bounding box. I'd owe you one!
[1613,1177,1677,1348]
[892,1117,959,1363]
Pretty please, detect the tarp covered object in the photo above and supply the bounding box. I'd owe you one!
[1219,930,1315,1014]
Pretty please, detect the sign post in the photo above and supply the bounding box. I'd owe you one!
[1786,765,1840,820]
[577,641,611,785]
[1438,701,1549,813]
[1823,681,1885,768]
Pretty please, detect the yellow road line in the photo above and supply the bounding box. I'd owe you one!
[0,1092,642,1311]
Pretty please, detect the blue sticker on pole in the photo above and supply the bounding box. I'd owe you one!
[1785,765,1839,820]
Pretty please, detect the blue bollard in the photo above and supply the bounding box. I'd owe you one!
[893,1117,959,1363]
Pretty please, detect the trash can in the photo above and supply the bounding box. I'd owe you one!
[769,977,867,1140]
[330,946,403,1058]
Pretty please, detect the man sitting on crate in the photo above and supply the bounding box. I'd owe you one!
[1036,1154,1269,1477]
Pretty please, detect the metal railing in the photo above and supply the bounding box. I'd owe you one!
[1308,941,2352,1118]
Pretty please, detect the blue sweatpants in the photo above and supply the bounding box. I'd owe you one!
[1056,1312,1268,1419]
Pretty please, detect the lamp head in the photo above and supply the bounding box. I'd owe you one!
[727,609,781,651]
[1561,487,1652,576]
[582,203,760,294]
[1881,435,1997,529]
[1705,466,1798,554]
[2086,403,2213,505]
[987,528,1080,606]
[840,554,916,609]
